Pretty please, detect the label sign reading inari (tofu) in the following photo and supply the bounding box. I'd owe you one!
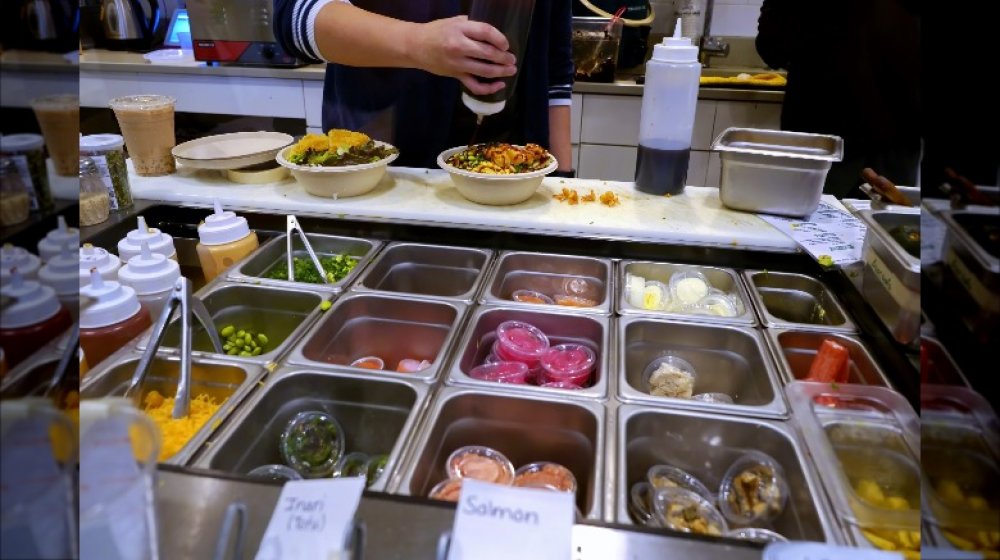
[448,479,575,560]
[255,477,365,560]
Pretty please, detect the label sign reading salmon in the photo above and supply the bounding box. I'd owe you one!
[255,477,364,560]
[448,479,574,560]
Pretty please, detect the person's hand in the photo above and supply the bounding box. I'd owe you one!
[408,16,516,95]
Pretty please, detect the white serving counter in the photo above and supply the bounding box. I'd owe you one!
[129,163,817,252]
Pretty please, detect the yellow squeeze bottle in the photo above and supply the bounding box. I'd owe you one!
[195,201,258,282]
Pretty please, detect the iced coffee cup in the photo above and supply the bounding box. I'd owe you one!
[109,95,176,176]
[30,95,80,177]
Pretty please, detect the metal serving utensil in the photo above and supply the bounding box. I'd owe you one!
[286,215,330,284]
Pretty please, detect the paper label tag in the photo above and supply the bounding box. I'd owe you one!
[945,248,1000,313]
[255,477,365,560]
[88,154,120,210]
[865,248,920,312]
[8,154,40,210]
[763,542,905,560]
[448,479,575,560]
[920,209,947,266]
[760,202,868,267]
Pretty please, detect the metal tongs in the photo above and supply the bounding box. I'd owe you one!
[125,277,224,419]
[286,215,332,284]
[43,323,80,399]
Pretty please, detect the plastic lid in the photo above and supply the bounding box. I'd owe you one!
[37,216,80,262]
[723,528,788,544]
[116,240,180,295]
[118,215,176,262]
[333,452,370,479]
[78,244,121,286]
[198,200,252,246]
[429,478,464,502]
[717,451,789,525]
[38,241,80,296]
[647,464,714,502]
[446,445,515,484]
[0,133,44,153]
[539,343,596,382]
[652,487,728,535]
[350,356,385,370]
[669,270,710,306]
[80,134,125,152]
[652,18,699,63]
[365,454,389,486]
[640,280,669,311]
[0,245,41,280]
[279,411,344,478]
[0,269,61,328]
[495,320,550,361]
[511,289,554,305]
[246,464,302,482]
[395,358,432,373]
[108,94,175,111]
[79,269,143,328]
[644,354,697,398]
[629,482,655,525]
[468,361,530,384]
[513,461,578,493]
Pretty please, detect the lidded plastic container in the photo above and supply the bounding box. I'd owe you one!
[446,445,515,485]
[0,244,41,281]
[79,269,152,366]
[786,381,921,552]
[538,343,596,387]
[247,464,302,482]
[469,361,530,384]
[78,244,120,287]
[651,487,727,536]
[80,134,132,211]
[78,158,110,227]
[0,134,52,212]
[116,239,181,320]
[511,289,554,305]
[513,461,578,493]
[38,241,80,317]
[643,354,697,398]
[0,269,72,368]
[0,158,31,226]
[279,411,345,478]
[647,464,714,502]
[117,215,177,262]
[37,216,79,262]
[669,269,710,306]
[717,451,789,525]
[494,320,550,365]
[634,19,701,196]
[196,201,259,282]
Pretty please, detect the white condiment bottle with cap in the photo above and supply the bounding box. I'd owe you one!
[79,269,152,367]
[0,269,73,368]
[37,215,80,262]
[38,240,80,320]
[0,244,41,281]
[117,239,181,319]
[117,215,177,262]
[78,243,121,287]
[195,200,258,282]
[634,18,701,196]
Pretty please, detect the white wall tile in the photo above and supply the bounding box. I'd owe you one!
[692,101,717,150]
[578,144,638,181]
[687,150,710,186]
[712,101,782,138]
[709,4,759,37]
[572,144,580,171]
[581,94,643,146]
[571,93,583,144]
[706,151,722,188]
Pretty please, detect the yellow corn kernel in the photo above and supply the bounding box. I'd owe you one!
[857,479,886,505]
[886,496,911,510]
[862,529,898,550]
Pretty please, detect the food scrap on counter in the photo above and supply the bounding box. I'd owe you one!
[553,188,620,207]
[143,390,222,461]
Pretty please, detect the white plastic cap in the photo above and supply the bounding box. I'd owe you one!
[0,269,61,329]
[198,200,251,246]
[37,216,80,262]
[118,215,176,262]
[0,133,45,153]
[117,240,180,295]
[79,134,125,152]
[461,93,506,117]
[38,240,80,296]
[652,18,699,63]
[79,269,142,329]
[0,244,41,281]
[78,243,121,287]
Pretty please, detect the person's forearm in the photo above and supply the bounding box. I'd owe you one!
[548,105,573,171]
[312,3,420,68]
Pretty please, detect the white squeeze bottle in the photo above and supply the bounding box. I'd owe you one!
[117,239,181,319]
[195,201,258,283]
[117,215,177,262]
[37,216,80,262]
[78,243,121,287]
[634,18,701,196]
[38,240,80,320]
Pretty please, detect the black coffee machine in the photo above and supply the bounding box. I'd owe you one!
[0,0,79,53]
[81,0,175,52]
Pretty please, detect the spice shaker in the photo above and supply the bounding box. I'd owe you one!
[117,215,177,262]
[117,240,181,320]
[37,216,80,262]
[80,134,133,211]
[0,158,31,226]
[79,158,111,227]
[0,133,53,213]
[0,244,42,282]
[78,244,121,287]
[196,201,258,282]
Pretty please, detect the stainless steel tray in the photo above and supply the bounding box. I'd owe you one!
[858,208,921,345]
[479,250,613,315]
[352,242,492,303]
[764,328,892,388]
[742,270,857,332]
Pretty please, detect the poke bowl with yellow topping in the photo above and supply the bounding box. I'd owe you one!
[277,129,399,198]
[437,143,559,206]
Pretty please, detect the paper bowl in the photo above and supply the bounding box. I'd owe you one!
[277,142,399,198]
[437,146,558,206]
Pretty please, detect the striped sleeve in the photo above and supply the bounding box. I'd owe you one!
[547,0,575,106]
[273,0,349,63]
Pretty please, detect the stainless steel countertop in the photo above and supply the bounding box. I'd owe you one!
[78,49,784,102]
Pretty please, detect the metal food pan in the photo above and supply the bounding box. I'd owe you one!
[137,282,330,366]
[80,354,264,466]
[859,209,921,345]
[190,368,431,493]
[480,251,612,315]
[765,328,892,388]
[353,242,492,303]
[227,233,382,292]
[939,209,1000,348]
[447,305,611,399]
[743,270,856,332]
[615,404,840,543]
[285,292,467,382]
[617,260,755,326]
[617,316,787,418]
[393,386,606,520]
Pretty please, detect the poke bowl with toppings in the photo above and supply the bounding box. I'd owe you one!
[437,143,559,206]
[277,129,399,198]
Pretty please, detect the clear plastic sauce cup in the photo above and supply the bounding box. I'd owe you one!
[511,289,554,305]
[469,361,530,384]
[513,461,577,494]
[652,487,728,536]
[647,464,714,502]
[539,343,596,387]
[717,451,789,525]
[279,411,345,478]
[643,354,697,398]
[495,321,550,363]
[446,445,515,484]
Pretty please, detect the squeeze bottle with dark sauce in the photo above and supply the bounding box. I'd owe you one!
[79,269,152,367]
[0,269,73,368]
[461,0,536,122]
